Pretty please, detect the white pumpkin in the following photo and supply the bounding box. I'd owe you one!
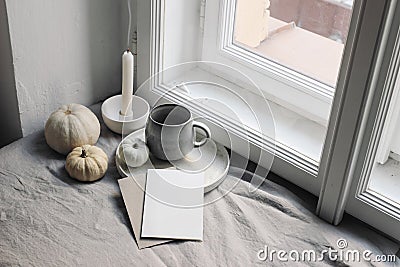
[66,145,108,182]
[45,104,100,155]
[118,138,149,167]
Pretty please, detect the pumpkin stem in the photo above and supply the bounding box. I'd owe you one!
[80,149,87,158]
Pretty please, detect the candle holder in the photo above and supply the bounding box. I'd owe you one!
[101,94,150,135]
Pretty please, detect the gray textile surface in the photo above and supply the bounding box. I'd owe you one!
[0,104,398,266]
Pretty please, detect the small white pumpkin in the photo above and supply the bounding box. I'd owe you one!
[45,104,100,155]
[118,138,149,167]
[66,145,108,182]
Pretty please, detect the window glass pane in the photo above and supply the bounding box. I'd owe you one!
[233,0,353,87]
[369,74,400,206]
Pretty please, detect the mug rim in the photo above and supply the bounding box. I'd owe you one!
[149,103,193,127]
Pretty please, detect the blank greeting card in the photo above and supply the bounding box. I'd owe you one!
[141,169,204,240]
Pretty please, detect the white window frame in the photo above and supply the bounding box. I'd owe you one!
[136,0,389,200]
[317,0,400,241]
[201,0,335,126]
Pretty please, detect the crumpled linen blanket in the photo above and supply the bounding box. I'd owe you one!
[0,103,398,267]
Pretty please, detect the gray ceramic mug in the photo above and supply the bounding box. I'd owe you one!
[145,104,211,161]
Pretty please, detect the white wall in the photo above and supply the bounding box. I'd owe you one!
[0,0,22,147]
[5,0,130,136]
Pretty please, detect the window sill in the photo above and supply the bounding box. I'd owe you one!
[186,72,325,165]
[145,67,326,195]
[188,83,326,163]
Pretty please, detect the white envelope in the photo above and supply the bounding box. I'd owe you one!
[118,175,172,249]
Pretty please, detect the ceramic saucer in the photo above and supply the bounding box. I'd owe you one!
[116,128,230,193]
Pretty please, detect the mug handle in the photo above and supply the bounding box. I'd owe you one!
[193,121,211,147]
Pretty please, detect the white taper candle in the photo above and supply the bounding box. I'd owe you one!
[121,49,134,116]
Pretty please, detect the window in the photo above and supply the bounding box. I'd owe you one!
[202,0,353,125]
[136,0,389,194]
[316,0,400,240]
[137,0,400,241]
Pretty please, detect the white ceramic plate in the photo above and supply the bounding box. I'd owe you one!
[116,128,230,193]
